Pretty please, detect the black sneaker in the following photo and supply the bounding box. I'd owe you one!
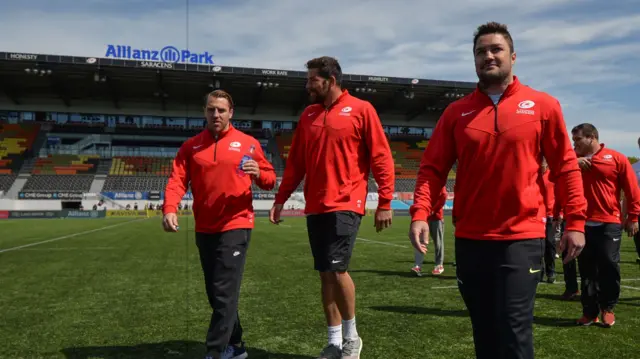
[222,342,248,359]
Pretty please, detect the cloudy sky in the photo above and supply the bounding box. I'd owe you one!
[1,0,639,155]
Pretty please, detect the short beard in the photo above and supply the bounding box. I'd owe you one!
[478,69,510,89]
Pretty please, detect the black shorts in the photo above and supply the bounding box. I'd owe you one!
[306,210,362,272]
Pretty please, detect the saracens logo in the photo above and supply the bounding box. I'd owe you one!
[518,100,535,109]
[516,100,536,115]
[229,141,241,152]
[340,106,352,116]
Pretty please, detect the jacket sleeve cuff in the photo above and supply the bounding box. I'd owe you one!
[377,197,392,210]
[274,193,288,205]
[411,208,429,222]
[564,216,586,232]
[163,205,177,215]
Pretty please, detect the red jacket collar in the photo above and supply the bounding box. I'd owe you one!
[324,89,350,110]
[204,124,235,141]
[474,75,522,99]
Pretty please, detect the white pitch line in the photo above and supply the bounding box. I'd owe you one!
[19,247,119,251]
[0,218,148,254]
[432,286,458,289]
[621,285,640,291]
[357,237,409,248]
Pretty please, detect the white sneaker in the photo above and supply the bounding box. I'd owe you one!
[342,337,363,359]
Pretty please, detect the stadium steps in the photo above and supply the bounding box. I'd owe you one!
[18,158,36,175]
[30,129,49,160]
[5,175,29,198]
[89,177,106,194]
[96,159,112,175]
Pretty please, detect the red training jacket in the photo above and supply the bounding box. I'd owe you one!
[580,144,640,223]
[275,90,395,215]
[428,187,448,221]
[539,171,555,218]
[164,126,276,233]
[410,76,587,240]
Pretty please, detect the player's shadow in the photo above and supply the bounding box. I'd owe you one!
[371,306,576,327]
[60,341,314,359]
[351,269,457,280]
[618,297,640,307]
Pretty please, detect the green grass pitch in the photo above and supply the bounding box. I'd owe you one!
[1,216,639,359]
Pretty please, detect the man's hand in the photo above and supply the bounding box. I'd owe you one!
[409,220,429,254]
[242,160,260,177]
[162,213,179,232]
[624,219,639,237]
[374,208,393,232]
[558,230,585,264]
[269,204,284,224]
[577,157,592,171]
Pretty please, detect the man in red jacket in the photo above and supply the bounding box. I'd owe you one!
[571,123,640,327]
[409,22,587,359]
[163,90,276,359]
[411,186,447,276]
[270,56,395,359]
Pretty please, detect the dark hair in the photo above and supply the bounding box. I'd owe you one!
[473,22,514,53]
[305,56,342,85]
[571,123,599,140]
[204,89,234,109]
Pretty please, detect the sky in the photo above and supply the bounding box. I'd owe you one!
[0,0,639,156]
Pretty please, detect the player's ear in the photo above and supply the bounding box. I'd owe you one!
[228,108,234,119]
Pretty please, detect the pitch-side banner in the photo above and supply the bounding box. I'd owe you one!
[106,209,193,217]
[101,192,193,200]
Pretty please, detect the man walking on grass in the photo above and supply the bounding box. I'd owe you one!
[571,123,640,327]
[163,90,276,359]
[409,22,587,359]
[270,56,395,359]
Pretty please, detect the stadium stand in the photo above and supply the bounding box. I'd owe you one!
[102,176,168,192]
[275,132,294,162]
[0,174,16,193]
[22,175,94,192]
[32,154,100,175]
[109,156,172,176]
[390,137,428,175]
[0,123,40,174]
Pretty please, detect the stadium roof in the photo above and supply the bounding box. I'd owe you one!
[0,51,477,120]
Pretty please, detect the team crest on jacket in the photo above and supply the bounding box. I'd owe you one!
[340,106,352,116]
[516,100,535,115]
[229,141,241,152]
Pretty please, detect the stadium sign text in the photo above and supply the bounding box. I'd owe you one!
[9,53,37,60]
[18,192,84,200]
[367,76,389,82]
[105,45,214,64]
[261,69,288,76]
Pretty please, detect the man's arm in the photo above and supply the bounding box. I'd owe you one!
[432,187,448,214]
[163,143,190,214]
[540,100,587,232]
[619,156,640,222]
[274,125,306,205]
[363,103,395,210]
[410,108,457,222]
[252,141,277,191]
